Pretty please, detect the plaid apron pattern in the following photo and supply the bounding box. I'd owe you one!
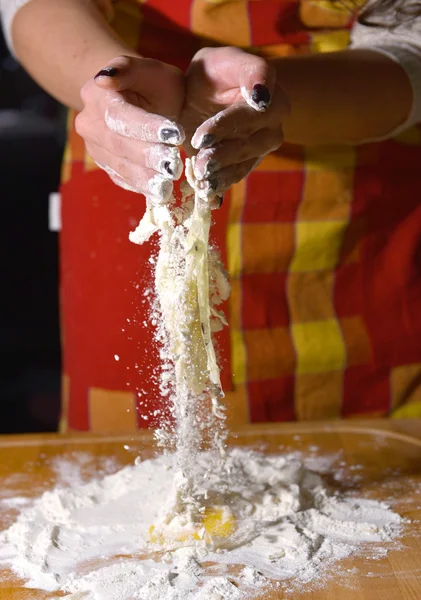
[60,0,421,431]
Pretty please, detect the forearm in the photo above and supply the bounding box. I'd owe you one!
[11,0,140,110]
[273,49,413,146]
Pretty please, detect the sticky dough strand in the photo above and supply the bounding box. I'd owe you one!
[185,157,222,393]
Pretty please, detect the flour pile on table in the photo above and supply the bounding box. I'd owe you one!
[0,448,403,599]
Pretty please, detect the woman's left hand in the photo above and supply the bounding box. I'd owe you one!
[181,46,290,199]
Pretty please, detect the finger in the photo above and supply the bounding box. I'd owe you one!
[94,55,184,114]
[238,55,276,112]
[105,172,139,194]
[190,47,276,112]
[77,111,184,179]
[147,145,183,180]
[87,142,174,203]
[193,128,283,180]
[102,129,184,179]
[104,97,185,145]
[191,96,288,150]
[191,103,262,149]
[195,158,260,196]
[93,56,148,93]
[80,77,185,145]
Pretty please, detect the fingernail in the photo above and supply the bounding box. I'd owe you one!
[149,175,173,203]
[95,66,118,79]
[251,84,271,110]
[205,159,219,177]
[162,161,174,176]
[159,128,181,144]
[199,134,217,149]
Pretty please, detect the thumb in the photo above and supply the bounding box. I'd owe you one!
[239,55,276,112]
[94,55,141,92]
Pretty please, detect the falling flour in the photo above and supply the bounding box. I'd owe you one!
[0,160,405,599]
[129,157,230,515]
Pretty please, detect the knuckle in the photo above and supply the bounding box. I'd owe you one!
[79,82,92,105]
[193,47,211,61]
[116,54,130,65]
[254,55,269,69]
[75,113,87,137]
[109,55,132,72]
[142,57,162,70]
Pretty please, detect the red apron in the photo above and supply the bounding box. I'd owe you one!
[60,0,421,432]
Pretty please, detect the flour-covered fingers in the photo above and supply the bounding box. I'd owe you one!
[82,57,186,144]
[77,55,186,202]
[104,98,185,144]
[191,104,260,149]
[193,128,284,180]
[191,94,288,150]
[196,158,260,196]
[144,144,183,179]
[87,142,173,202]
[103,131,183,179]
[187,46,276,112]
[77,111,183,180]
[81,75,184,145]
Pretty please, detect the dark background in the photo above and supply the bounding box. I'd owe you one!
[0,29,65,433]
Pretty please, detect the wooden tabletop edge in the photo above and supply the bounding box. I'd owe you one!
[0,419,419,444]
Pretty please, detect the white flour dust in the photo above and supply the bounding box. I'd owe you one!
[0,160,405,599]
[0,448,403,600]
[130,157,230,513]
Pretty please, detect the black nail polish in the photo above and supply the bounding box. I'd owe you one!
[199,134,216,149]
[95,66,118,79]
[163,161,174,176]
[251,84,271,110]
[205,159,218,177]
[160,128,180,143]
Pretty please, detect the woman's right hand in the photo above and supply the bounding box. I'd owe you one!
[75,55,185,203]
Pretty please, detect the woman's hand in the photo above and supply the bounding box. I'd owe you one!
[76,55,185,203]
[181,47,290,198]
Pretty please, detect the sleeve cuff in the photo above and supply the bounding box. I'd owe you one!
[352,44,421,140]
[350,15,421,141]
[0,0,33,55]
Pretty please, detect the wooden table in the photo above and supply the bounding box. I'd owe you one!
[0,419,420,599]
